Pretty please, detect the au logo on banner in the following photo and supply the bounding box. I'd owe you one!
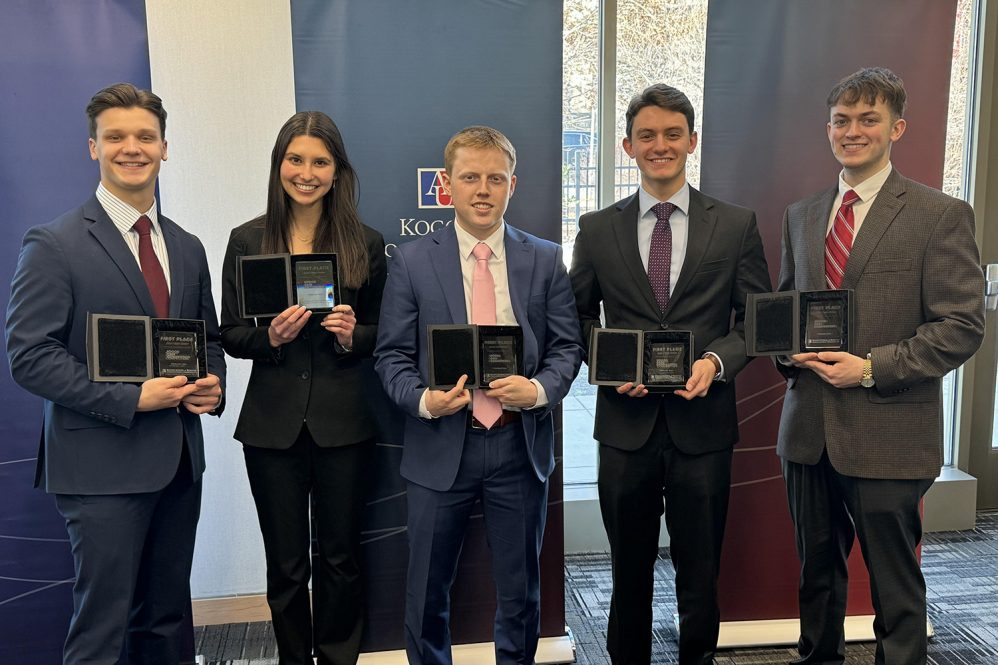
[418,168,452,209]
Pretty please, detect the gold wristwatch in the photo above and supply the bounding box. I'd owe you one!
[860,353,875,388]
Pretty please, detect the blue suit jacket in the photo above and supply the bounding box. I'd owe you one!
[374,223,582,491]
[6,194,225,494]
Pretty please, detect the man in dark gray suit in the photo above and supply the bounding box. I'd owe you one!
[571,84,771,665]
[777,67,985,665]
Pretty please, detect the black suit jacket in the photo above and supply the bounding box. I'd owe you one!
[570,188,771,453]
[220,218,387,449]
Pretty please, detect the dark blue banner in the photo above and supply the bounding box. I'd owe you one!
[290,0,565,650]
[0,1,152,661]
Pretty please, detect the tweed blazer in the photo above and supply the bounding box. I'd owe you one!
[776,168,985,479]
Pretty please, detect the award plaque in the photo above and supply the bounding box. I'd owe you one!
[589,328,693,390]
[237,254,292,319]
[642,330,691,389]
[427,325,478,390]
[746,289,854,356]
[427,324,524,389]
[478,325,524,385]
[291,253,340,313]
[87,313,207,383]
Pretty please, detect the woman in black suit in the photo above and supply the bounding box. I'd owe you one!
[220,111,386,665]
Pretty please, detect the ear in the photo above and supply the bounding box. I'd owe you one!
[889,118,907,143]
[508,174,517,197]
[161,139,168,162]
[440,170,452,195]
[88,138,98,161]
[688,131,698,154]
[622,136,635,159]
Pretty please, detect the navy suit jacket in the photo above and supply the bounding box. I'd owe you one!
[6,194,225,495]
[374,222,582,492]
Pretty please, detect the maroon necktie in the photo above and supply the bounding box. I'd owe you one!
[133,215,170,318]
[824,189,860,289]
[649,202,676,311]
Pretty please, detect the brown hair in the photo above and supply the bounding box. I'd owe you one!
[261,111,369,289]
[625,84,695,139]
[827,67,907,120]
[86,83,167,139]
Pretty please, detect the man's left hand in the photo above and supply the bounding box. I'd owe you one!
[801,351,864,389]
[181,373,223,414]
[485,375,538,409]
[674,357,717,400]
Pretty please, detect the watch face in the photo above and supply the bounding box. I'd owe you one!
[861,376,875,388]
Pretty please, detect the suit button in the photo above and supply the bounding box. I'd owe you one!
[300,371,310,380]
[660,323,669,329]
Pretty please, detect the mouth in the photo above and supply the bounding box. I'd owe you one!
[293,183,318,192]
[648,156,674,165]
[472,202,493,211]
[115,161,149,169]
[841,143,868,152]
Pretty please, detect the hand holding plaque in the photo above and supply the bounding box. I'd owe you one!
[427,324,524,390]
[87,313,208,383]
[237,253,341,318]
[746,289,854,356]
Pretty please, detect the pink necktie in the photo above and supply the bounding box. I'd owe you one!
[133,215,170,318]
[471,242,502,428]
[649,202,676,312]
[825,189,860,289]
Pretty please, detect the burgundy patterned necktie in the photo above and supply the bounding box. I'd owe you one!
[825,189,860,289]
[133,215,170,318]
[649,202,676,311]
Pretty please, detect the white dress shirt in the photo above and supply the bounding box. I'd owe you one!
[827,162,893,237]
[96,183,171,293]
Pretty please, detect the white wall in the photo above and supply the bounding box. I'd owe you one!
[145,0,296,598]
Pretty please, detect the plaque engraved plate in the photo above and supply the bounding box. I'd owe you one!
[154,330,200,379]
[643,342,686,385]
[803,299,845,350]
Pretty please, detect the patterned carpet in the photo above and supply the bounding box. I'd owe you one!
[196,510,998,664]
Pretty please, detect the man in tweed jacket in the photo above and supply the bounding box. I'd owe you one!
[777,68,985,665]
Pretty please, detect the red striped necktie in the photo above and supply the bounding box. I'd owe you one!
[824,189,860,289]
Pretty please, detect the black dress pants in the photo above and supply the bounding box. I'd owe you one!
[598,405,732,665]
[783,451,933,665]
[244,425,371,665]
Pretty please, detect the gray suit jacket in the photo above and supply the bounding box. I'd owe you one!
[777,169,985,479]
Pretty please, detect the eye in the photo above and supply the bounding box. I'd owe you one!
[288,156,302,165]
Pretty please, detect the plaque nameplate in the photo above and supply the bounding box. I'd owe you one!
[745,289,855,356]
[237,252,341,319]
[87,313,208,383]
[427,324,524,390]
[589,328,694,390]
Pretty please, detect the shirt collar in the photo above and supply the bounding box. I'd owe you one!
[454,219,506,261]
[838,162,892,203]
[637,182,690,219]
[96,183,160,235]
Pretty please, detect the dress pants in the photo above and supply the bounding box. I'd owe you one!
[55,439,200,665]
[243,425,371,665]
[404,421,548,665]
[783,451,933,665]
[598,404,732,665]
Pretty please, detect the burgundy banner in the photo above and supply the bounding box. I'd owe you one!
[700,0,958,621]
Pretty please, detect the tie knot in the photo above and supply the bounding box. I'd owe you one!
[841,190,860,207]
[652,202,677,222]
[133,215,152,236]
[472,242,492,262]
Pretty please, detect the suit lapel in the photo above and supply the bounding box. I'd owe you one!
[161,215,186,318]
[806,188,837,289]
[429,224,468,324]
[612,194,661,316]
[504,225,535,333]
[842,170,905,288]
[667,188,715,313]
[84,196,158,317]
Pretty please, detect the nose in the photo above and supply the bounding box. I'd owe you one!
[845,120,862,136]
[301,163,314,180]
[123,136,141,152]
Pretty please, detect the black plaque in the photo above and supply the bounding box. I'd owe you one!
[642,330,693,390]
[291,253,340,313]
[87,313,208,383]
[427,325,478,389]
[589,328,692,389]
[801,291,848,352]
[478,325,524,385]
[755,294,796,353]
[590,329,640,385]
[237,254,292,319]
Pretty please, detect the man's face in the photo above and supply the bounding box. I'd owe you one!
[623,105,696,199]
[88,106,167,207]
[827,96,905,183]
[442,146,516,240]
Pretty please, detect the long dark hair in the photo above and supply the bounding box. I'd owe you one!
[261,111,369,289]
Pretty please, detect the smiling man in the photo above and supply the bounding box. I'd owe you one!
[374,126,582,665]
[6,83,225,664]
[570,84,770,665]
[777,67,985,665]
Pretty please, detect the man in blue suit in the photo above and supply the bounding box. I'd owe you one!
[375,126,582,665]
[6,83,225,665]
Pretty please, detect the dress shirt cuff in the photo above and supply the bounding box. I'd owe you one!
[418,389,436,419]
[530,378,548,409]
[703,351,724,381]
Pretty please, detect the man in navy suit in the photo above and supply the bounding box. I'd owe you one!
[375,126,582,665]
[6,83,225,665]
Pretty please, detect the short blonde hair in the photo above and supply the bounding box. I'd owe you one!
[443,125,516,174]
